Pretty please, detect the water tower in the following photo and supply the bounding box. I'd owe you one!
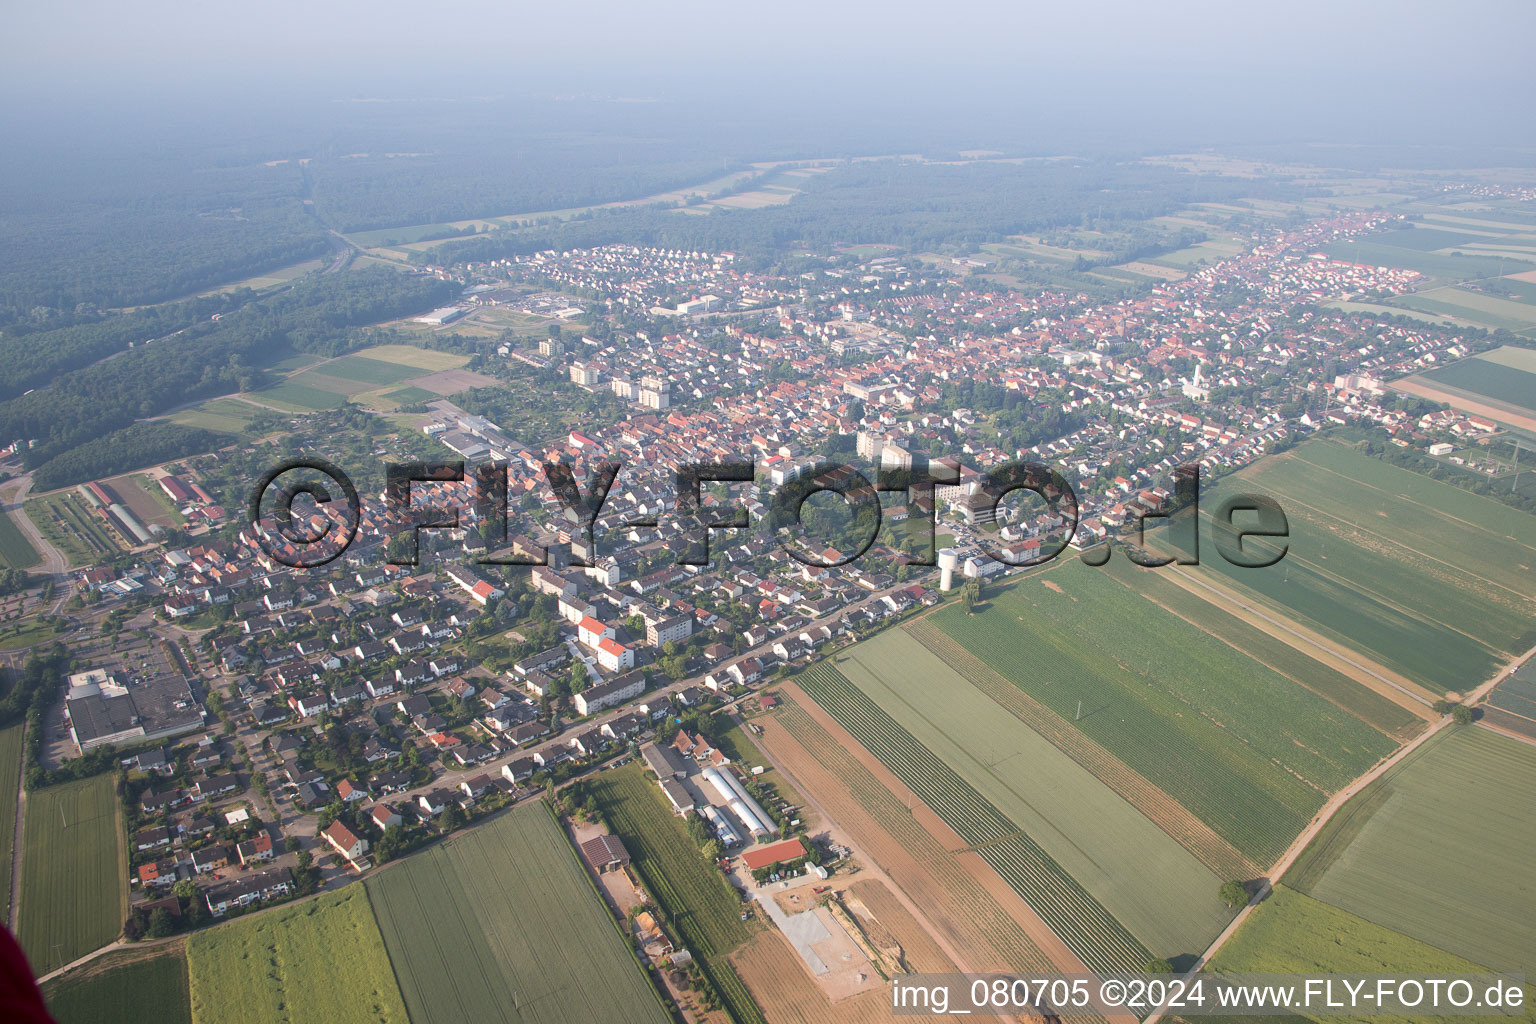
[937,548,960,592]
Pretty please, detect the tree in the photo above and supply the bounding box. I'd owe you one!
[441,803,467,831]
[1145,958,1175,974]
[1219,880,1249,909]
[172,878,199,901]
[1452,704,1474,725]
[146,907,176,939]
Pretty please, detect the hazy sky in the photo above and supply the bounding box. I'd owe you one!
[3,1,1534,149]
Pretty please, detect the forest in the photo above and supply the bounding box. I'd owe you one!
[440,159,1309,261]
[0,266,456,480]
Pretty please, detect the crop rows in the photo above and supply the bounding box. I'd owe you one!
[799,665,1150,976]
[19,774,126,975]
[589,767,766,1024]
[773,702,1057,973]
[905,619,1258,882]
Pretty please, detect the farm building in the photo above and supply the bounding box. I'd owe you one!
[739,838,810,872]
[579,833,631,872]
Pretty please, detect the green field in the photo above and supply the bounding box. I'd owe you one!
[588,765,765,1024]
[19,774,127,975]
[352,343,470,372]
[381,386,435,405]
[0,509,41,569]
[314,354,421,387]
[1285,727,1536,976]
[367,800,670,1024]
[799,662,1152,975]
[833,628,1230,960]
[248,379,349,411]
[917,559,1396,866]
[169,398,265,436]
[0,725,23,919]
[1212,886,1532,1024]
[44,946,191,1024]
[187,885,407,1024]
[1322,240,1529,282]
[1210,440,1536,692]
[1422,357,1536,414]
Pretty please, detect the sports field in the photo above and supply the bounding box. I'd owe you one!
[832,628,1231,960]
[19,774,128,975]
[0,509,40,569]
[1209,440,1536,693]
[914,560,1396,867]
[587,765,766,1024]
[0,725,23,918]
[187,885,408,1024]
[1285,726,1536,976]
[43,945,191,1024]
[366,800,670,1024]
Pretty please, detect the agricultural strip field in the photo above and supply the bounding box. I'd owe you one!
[1483,661,1536,741]
[904,618,1261,881]
[186,885,407,1024]
[19,774,128,975]
[758,700,1060,975]
[1212,887,1535,1024]
[1207,440,1536,692]
[247,379,349,412]
[24,493,119,566]
[311,354,422,386]
[586,766,765,1024]
[798,662,1152,975]
[367,800,671,1024]
[831,628,1232,959]
[917,561,1396,866]
[1320,240,1528,283]
[1284,726,1536,976]
[1422,356,1536,415]
[350,343,471,372]
[0,508,40,569]
[43,945,191,1024]
[0,725,23,918]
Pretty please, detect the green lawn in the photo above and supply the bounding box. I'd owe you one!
[1213,886,1535,1024]
[1286,727,1536,976]
[835,628,1230,961]
[186,885,408,1024]
[588,765,765,1024]
[19,775,127,975]
[921,558,1395,866]
[0,509,40,570]
[1210,440,1536,692]
[367,800,671,1024]
[43,946,191,1024]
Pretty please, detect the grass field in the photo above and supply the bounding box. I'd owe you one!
[0,725,23,919]
[352,343,470,372]
[0,509,40,569]
[316,354,429,386]
[367,800,670,1024]
[587,765,766,1024]
[1422,356,1536,414]
[1208,440,1536,692]
[1212,887,1532,1024]
[917,559,1396,866]
[43,946,191,1024]
[1285,726,1536,976]
[799,662,1153,975]
[169,398,266,437]
[187,885,407,1024]
[381,386,435,405]
[19,774,127,975]
[248,379,349,412]
[832,628,1231,960]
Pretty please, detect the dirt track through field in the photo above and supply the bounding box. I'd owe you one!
[761,689,1075,973]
